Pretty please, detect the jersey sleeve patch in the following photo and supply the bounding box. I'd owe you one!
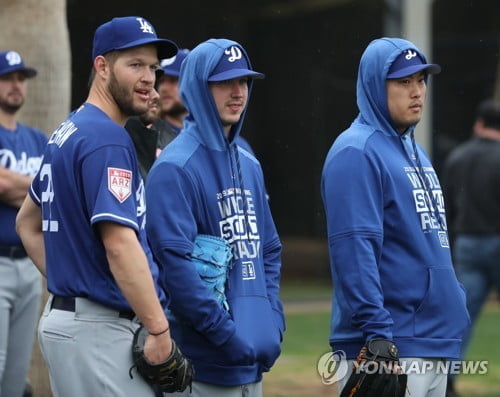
[107,167,132,203]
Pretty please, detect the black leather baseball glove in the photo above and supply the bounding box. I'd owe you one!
[340,339,407,397]
[130,325,194,393]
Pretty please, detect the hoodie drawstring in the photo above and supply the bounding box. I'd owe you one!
[233,144,252,240]
[409,131,446,231]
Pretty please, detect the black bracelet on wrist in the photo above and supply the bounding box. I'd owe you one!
[149,326,169,336]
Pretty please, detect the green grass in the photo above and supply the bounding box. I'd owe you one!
[456,304,500,396]
[263,285,500,397]
[279,280,332,302]
[263,309,333,397]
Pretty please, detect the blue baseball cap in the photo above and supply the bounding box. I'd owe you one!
[208,45,264,82]
[160,48,190,77]
[92,16,178,60]
[0,50,37,78]
[387,49,441,79]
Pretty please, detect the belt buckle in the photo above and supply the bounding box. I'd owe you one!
[9,246,17,259]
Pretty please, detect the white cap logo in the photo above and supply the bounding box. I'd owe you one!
[161,56,177,67]
[136,17,154,34]
[225,46,242,63]
[6,51,22,66]
[405,50,418,60]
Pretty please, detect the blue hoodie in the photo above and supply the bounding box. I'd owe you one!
[321,38,470,360]
[145,39,285,386]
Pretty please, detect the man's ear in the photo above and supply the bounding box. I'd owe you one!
[93,55,110,80]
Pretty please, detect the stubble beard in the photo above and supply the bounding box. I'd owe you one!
[0,97,23,114]
[108,70,147,117]
[164,101,187,118]
[393,112,422,133]
[140,107,159,126]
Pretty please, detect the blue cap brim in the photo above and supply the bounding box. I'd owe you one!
[208,69,265,82]
[0,65,37,78]
[111,38,178,60]
[161,69,180,77]
[387,63,441,79]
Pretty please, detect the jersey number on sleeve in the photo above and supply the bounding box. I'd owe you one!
[40,164,59,232]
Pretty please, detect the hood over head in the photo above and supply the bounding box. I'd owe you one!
[355,37,440,136]
[178,38,262,150]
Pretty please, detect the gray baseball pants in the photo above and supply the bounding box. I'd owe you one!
[337,357,447,397]
[0,256,41,397]
[38,295,155,397]
[170,380,262,397]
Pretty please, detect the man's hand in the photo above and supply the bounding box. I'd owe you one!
[0,166,32,207]
[131,326,194,393]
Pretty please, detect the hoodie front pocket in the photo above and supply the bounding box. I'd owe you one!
[230,296,282,370]
[414,267,470,339]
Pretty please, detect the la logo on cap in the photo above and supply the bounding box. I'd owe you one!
[161,56,176,67]
[136,17,154,34]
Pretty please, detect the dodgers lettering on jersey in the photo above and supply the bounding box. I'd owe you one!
[0,123,48,245]
[0,148,43,177]
[136,180,146,229]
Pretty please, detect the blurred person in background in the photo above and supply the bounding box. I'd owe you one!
[442,98,500,397]
[125,87,177,181]
[158,48,189,134]
[0,49,47,397]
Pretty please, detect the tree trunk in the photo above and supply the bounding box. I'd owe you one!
[0,0,71,135]
[0,1,70,396]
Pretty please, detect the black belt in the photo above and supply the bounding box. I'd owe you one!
[51,296,135,320]
[0,245,27,259]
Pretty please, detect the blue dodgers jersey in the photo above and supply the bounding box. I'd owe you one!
[29,103,164,310]
[0,123,47,245]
